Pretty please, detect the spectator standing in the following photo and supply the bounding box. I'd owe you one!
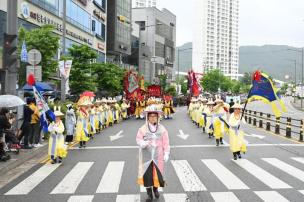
[29,98,42,148]
[19,98,34,149]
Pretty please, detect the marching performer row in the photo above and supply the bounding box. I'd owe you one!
[188,96,247,160]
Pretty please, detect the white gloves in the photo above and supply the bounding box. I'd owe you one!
[164,152,170,162]
[139,141,149,149]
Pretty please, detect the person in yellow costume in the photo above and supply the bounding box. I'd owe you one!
[121,98,130,120]
[75,97,91,148]
[228,103,247,160]
[94,99,102,133]
[191,98,199,123]
[194,97,203,126]
[48,106,67,164]
[204,99,215,138]
[100,98,108,129]
[107,98,114,126]
[188,97,195,117]
[135,97,141,119]
[198,97,208,129]
[213,97,230,146]
[88,104,96,138]
[113,98,122,123]
[139,97,146,119]
[163,96,175,119]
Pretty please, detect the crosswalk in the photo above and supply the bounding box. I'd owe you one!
[3,157,304,201]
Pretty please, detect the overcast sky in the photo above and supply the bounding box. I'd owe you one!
[157,0,304,47]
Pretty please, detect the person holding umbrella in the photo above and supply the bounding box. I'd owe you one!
[136,105,170,202]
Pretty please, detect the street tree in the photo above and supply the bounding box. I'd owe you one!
[68,44,98,94]
[201,69,232,93]
[18,25,60,85]
[92,63,125,97]
[165,85,177,97]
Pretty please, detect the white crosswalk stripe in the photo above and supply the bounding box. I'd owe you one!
[232,159,291,189]
[202,159,249,190]
[51,162,94,194]
[67,195,94,202]
[163,193,189,202]
[171,160,207,192]
[5,164,60,195]
[116,194,140,202]
[254,191,290,202]
[210,192,241,202]
[140,185,163,192]
[299,190,304,195]
[291,157,304,165]
[262,158,304,183]
[96,161,124,193]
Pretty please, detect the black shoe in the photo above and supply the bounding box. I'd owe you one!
[233,155,237,160]
[146,188,153,202]
[153,187,160,199]
[22,145,32,149]
[208,133,212,138]
[220,138,224,144]
[51,159,57,164]
[203,127,206,133]
[216,139,219,146]
[238,154,242,159]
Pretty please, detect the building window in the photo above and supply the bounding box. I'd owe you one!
[93,0,106,12]
[29,0,59,16]
[66,0,90,33]
[155,42,164,57]
[92,17,105,41]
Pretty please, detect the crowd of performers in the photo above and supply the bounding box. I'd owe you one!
[48,95,175,164]
[188,95,247,160]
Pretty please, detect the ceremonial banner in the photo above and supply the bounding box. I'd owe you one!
[124,70,140,99]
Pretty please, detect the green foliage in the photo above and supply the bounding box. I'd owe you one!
[68,44,98,94]
[159,74,168,92]
[241,72,252,86]
[165,85,177,97]
[18,25,60,85]
[201,69,231,93]
[92,63,126,97]
[181,80,188,95]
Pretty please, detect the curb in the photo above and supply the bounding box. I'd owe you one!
[0,145,48,177]
[290,101,304,112]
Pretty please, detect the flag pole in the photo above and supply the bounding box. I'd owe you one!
[238,86,253,130]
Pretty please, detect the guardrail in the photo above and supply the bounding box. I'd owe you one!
[244,110,304,142]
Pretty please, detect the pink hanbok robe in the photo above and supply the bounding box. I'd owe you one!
[136,123,170,188]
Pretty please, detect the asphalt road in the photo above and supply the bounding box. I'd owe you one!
[1,107,304,202]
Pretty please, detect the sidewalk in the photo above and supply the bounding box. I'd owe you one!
[0,144,48,176]
[290,98,304,112]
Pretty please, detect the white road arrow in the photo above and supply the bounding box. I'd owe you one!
[177,129,189,140]
[110,130,124,141]
[244,133,265,139]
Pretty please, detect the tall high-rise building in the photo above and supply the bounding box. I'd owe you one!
[192,0,240,80]
[132,0,157,8]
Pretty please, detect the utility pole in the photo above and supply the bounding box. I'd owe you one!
[1,0,18,95]
[61,0,67,102]
[302,48,304,108]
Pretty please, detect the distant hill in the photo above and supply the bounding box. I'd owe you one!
[239,45,302,81]
[175,42,192,73]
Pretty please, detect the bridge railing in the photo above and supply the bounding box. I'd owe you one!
[243,110,304,142]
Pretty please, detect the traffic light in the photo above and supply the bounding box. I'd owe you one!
[2,33,17,69]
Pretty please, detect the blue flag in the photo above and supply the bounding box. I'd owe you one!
[21,40,28,62]
[247,71,286,117]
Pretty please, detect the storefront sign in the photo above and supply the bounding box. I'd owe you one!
[93,9,106,22]
[98,43,105,50]
[29,11,92,45]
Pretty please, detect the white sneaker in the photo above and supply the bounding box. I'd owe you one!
[33,144,38,148]
[36,143,43,147]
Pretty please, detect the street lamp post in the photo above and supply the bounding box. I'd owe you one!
[287,48,304,108]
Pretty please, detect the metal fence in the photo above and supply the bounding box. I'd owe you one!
[244,110,304,142]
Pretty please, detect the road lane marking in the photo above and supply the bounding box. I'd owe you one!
[69,143,304,150]
[96,161,124,193]
[140,185,163,192]
[5,164,60,195]
[299,190,304,195]
[116,194,140,202]
[163,193,189,202]
[262,158,304,183]
[254,191,289,202]
[210,192,240,202]
[171,160,207,191]
[291,157,304,165]
[202,159,249,190]
[232,159,291,189]
[110,130,124,141]
[177,129,189,140]
[51,162,93,194]
[67,195,94,202]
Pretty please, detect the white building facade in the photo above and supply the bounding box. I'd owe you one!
[192,0,240,80]
[132,0,157,8]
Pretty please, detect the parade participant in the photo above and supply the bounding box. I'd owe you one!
[228,103,247,160]
[163,96,175,119]
[135,97,141,119]
[191,98,199,123]
[213,97,229,146]
[75,97,91,148]
[121,98,130,120]
[136,105,170,202]
[88,103,96,138]
[188,97,195,116]
[205,99,215,138]
[100,98,108,129]
[94,99,102,133]
[48,106,67,164]
[199,97,208,130]
[195,96,204,127]
[107,98,114,126]
[139,96,146,119]
[113,98,121,123]
[65,104,76,144]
